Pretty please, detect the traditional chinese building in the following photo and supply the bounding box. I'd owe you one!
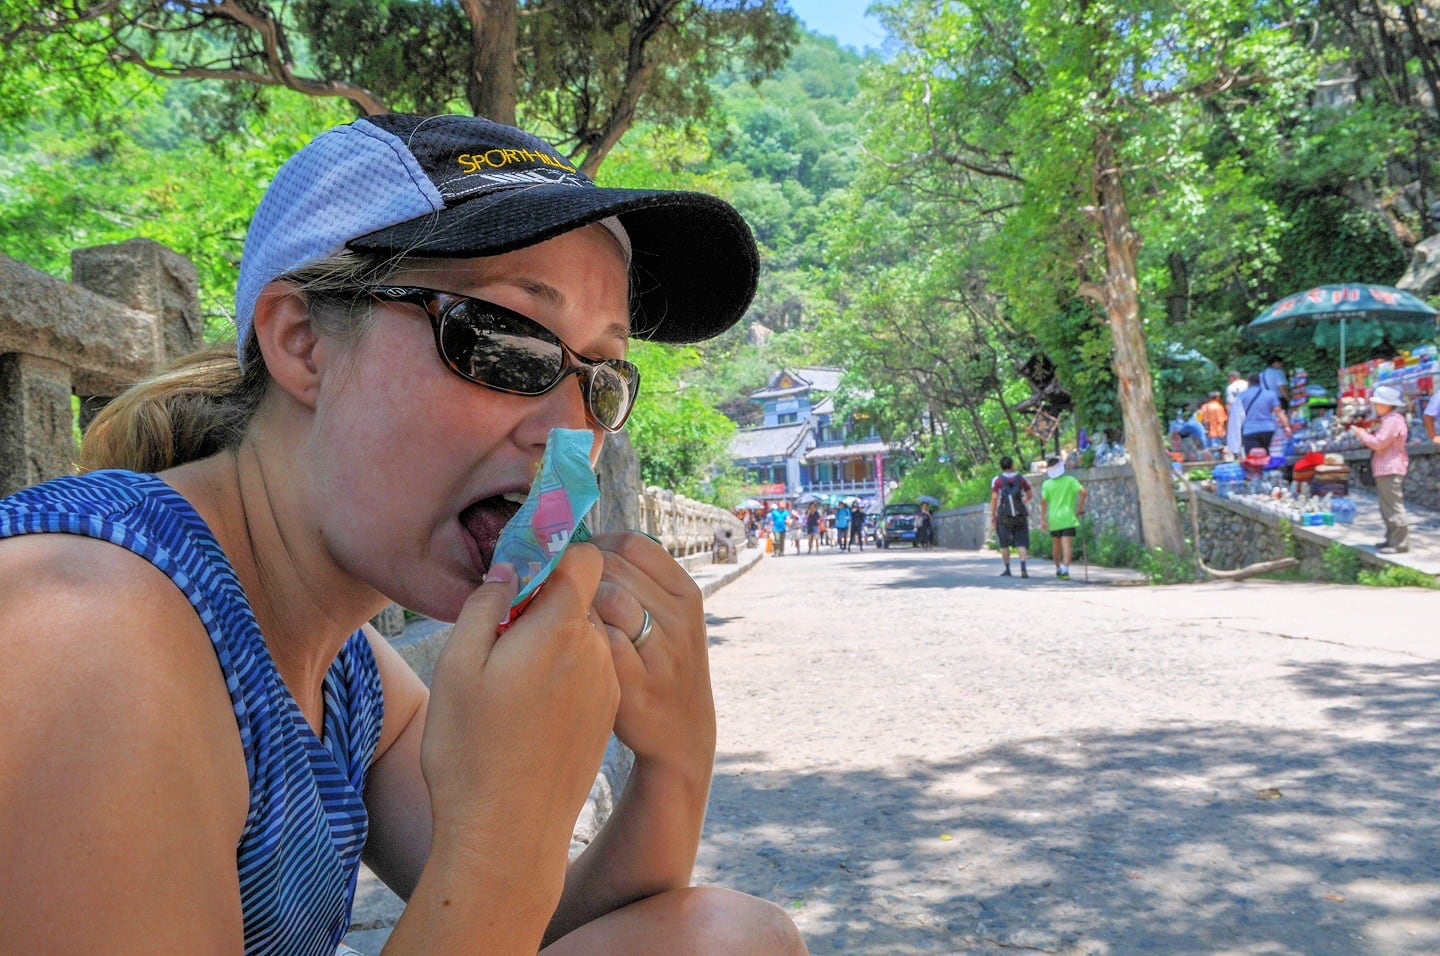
[728,367,895,504]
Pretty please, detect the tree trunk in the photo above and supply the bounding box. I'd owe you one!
[1089,131,1188,554]
[460,0,518,124]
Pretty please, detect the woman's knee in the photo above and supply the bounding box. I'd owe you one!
[668,887,807,954]
[544,886,806,954]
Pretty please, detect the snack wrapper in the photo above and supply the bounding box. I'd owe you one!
[493,428,600,631]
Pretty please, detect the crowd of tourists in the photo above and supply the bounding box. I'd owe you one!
[741,499,873,555]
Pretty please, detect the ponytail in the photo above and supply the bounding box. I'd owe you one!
[78,338,268,474]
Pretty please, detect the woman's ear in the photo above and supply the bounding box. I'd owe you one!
[251,282,322,409]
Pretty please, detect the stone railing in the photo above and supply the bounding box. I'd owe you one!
[0,241,202,497]
[639,485,744,568]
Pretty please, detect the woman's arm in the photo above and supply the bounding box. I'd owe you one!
[0,535,249,953]
[544,533,717,944]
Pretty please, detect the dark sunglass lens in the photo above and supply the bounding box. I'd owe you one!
[588,363,638,429]
[439,305,564,393]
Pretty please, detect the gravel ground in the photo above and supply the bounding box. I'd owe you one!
[695,546,1440,955]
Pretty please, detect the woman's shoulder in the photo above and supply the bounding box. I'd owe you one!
[0,530,226,686]
[0,530,250,801]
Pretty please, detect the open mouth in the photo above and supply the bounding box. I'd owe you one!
[459,491,527,575]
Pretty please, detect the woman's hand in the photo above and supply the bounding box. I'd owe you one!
[587,532,717,774]
[421,547,620,878]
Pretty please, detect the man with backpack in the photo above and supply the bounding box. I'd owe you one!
[990,456,1034,577]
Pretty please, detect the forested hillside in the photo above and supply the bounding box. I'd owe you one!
[2,1,1437,519]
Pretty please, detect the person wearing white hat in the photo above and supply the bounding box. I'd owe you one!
[1350,383,1412,554]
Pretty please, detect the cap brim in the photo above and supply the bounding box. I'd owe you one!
[348,186,758,344]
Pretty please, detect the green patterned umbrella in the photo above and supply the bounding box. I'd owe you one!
[1243,284,1437,368]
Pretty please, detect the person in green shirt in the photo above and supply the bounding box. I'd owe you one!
[1040,455,1088,580]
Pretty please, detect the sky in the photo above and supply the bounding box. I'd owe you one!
[785,0,884,52]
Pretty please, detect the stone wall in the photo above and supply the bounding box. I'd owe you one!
[1192,490,1394,576]
[934,503,989,550]
[1060,463,1144,543]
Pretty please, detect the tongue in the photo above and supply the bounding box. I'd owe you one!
[461,497,523,573]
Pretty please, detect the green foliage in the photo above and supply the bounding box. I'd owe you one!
[1044,518,1196,583]
[1357,565,1440,590]
[1277,519,1301,560]
[1320,543,1362,584]
[624,341,740,504]
[1,1,799,173]
[1072,519,1144,569]
[0,87,351,339]
[891,457,995,510]
[1136,547,1201,585]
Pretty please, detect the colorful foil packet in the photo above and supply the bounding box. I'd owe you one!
[493,428,600,630]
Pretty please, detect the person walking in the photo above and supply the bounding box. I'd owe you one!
[1261,354,1291,402]
[990,456,1033,578]
[849,507,866,551]
[0,113,802,952]
[1424,390,1440,445]
[769,503,792,557]
[1350,384,1412,554]
[915,502,935,548]
[1225,370,1248,458]
[834,501,852,551]
[1040,455,1088,580]
[804,502,821,554]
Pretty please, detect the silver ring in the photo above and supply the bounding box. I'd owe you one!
[631,609,654,649]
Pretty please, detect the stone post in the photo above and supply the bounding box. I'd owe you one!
[71,238,202,428]
[0,354,76,495]
[0,243,197,497]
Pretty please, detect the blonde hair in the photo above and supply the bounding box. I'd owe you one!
[78,251,397,474]
[78,345,265,474]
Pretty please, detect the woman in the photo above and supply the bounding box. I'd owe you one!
[1350,384,1411,554]
[1238,373,1289,457]
[0,115,804,954]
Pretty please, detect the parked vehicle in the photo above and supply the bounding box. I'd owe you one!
[876,502,921,548]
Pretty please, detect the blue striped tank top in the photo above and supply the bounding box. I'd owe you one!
[0,470,385,955]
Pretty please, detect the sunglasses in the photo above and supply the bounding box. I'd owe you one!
[364,285,641,432]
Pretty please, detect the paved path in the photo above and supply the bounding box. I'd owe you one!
[696,547,1440,954]
[346,544,1439,954]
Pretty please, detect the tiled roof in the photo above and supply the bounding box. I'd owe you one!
[805,438,892,460]
[749,366,845,400]
[730,422,812,461]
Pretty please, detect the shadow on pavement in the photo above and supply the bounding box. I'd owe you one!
[699,658,1440,954]
[851,553,1129,590]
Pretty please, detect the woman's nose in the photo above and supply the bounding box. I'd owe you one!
[517,372,600,447]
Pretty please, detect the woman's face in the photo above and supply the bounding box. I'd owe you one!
[300,224,630,621]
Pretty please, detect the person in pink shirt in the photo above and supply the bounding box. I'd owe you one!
[1350,384,1411,554]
